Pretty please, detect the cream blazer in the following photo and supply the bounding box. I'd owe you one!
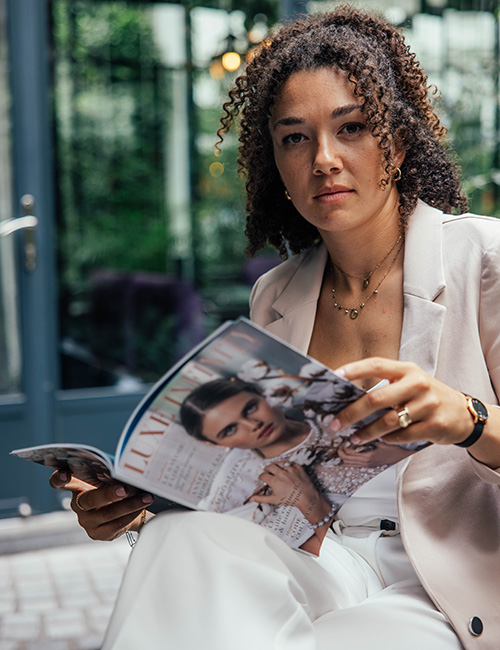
[249,201,500,649]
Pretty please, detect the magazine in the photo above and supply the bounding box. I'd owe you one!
[11,317,426,549]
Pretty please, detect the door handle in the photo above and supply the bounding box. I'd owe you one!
[0,215,38,236]
[0,194,38,271]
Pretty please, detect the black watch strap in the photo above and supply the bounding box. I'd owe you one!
[454,421,485,448]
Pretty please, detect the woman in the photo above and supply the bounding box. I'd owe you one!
[51,6,500,649]
[179,377,407,548]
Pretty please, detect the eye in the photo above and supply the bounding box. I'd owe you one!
[282,132,306,145]
[243,398,259,417]
[340,122,365,136]
[218,423,237,439]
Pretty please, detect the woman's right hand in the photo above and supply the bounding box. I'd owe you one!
[49,470,154,541]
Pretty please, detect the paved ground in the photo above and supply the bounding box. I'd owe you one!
[0,512,131,650]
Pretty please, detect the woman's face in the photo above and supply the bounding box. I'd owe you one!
[270,67,404,239]
[201,391,287,451]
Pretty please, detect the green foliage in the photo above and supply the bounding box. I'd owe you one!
[53,3,172,294]
[53,1,177,384]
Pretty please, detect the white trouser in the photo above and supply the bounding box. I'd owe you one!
[102,511,464,650]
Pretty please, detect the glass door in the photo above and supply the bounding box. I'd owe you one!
[0,0,261,515]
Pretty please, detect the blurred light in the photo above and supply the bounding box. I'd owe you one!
[209,162,225,177]
[384,6,407,25]
[18,502,32,517]
[247,18,268,45]
[209,59,226,80]
[221,51,241,72]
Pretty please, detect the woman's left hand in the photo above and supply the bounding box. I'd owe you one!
[251,461,320,510]
[250,461,334,536]
[330,357,475,448]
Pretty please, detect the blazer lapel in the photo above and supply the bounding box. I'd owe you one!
[399,202,447,377]
[266,244,328,354]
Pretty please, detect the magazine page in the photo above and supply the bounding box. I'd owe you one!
[114,318,426,549]
[11,444,116,488]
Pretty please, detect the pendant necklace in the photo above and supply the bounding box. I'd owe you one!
[330,233,404,321]
[332,231,403,290]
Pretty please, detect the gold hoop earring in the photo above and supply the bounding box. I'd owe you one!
[393,167,402,182]
[285,189,292,201]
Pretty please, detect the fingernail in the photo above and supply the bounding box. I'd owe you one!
[115,486,127,497]
[335,368,346,378]
[330,418,341,432]
[350,434,361,444]
[142,493,154,505]
[59,471,68,482]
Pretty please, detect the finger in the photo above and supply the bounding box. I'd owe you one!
[336,357,415,383]
[337,444,363,457]
[259,467,284,481]
[49,470,70,489]
[74,483,128,511]
[249,493,277,505]
[74,493,153,534]
[330,376,422,436]
[49,470,92,492]
[85,509,145,542]
[351,408,431,447]
[263,463,286,474]
[73,483,153,514]
[49,470,112,494]
[337,446,372,465]
[264,462,300,476]
[347,409,407,445]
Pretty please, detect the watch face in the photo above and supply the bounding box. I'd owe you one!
[471,398,488,421]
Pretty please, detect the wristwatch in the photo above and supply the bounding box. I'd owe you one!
[455,395,489,448]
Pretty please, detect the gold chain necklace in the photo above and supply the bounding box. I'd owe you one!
[331,234,404,320]
[333,232,403,290]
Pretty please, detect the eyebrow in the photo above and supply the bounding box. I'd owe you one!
[272,103,361,131]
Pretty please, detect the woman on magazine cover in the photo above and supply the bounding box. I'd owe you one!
[180,376,414,545]
[50,5,500,649]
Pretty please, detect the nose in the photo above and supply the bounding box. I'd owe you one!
[246,416,263,431]
[313,134,343,175]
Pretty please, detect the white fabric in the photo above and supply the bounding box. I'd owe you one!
[102,507,463,650]
[336,464,399,526]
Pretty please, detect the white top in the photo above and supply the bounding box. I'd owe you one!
[336,464,399,526]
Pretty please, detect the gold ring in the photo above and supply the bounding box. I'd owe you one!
[397,407,412,429]
[75,492,88,511]
[138,509,148,532]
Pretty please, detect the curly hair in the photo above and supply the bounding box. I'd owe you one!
[217,4,468,257]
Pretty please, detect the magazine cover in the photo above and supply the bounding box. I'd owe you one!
[12,317,426,548]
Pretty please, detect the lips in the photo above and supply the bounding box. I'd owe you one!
[314,185,353,200]
[257,423,274,439]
